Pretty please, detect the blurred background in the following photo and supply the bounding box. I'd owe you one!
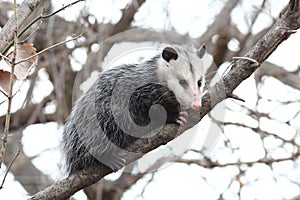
[0,0,299,199]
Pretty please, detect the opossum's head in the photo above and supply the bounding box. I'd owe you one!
[157,45,206,110]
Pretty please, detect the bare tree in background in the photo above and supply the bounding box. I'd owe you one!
[0,0,299,199]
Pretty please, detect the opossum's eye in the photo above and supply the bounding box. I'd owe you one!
[197,79,202,87]
[197,44,206,59]
[162,47,178,62]
[179,79,188,88]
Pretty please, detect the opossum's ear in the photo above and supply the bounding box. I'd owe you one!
[162,47,178,62]
[197,44,206,59]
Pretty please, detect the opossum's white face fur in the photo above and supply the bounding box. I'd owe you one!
[157,45,206,110]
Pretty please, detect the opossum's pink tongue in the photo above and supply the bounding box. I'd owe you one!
[191,94,201,110]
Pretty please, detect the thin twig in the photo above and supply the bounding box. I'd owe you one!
[0,0,18,172]
[19,20,43,44]
[0,89,8,97]
[227,93,245,102]
[0,2,84,126]
[232,56,261,66]
[15,32,84,65]
[137,173,155,199]
[0,142,21,189]
[38,0,85,19]
[0,31,82,99]
[0,52,11,62]
[177,151,300,168]
[1,0,85,55]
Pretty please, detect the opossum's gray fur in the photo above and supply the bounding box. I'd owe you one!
[62,44,206,175]
[62,55,180,175]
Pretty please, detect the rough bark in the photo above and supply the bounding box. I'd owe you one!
[0,0,41,53]
[29,0,300,199]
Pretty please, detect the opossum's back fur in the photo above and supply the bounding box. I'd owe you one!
[62,56,180,175]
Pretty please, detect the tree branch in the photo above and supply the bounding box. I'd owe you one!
[0,93,54,131]
[0,0,41,53]
[29,0,300,199]
[0,0,20,172]
[0,141,20,189]
[255,61,300,90]
[176,151,300,168]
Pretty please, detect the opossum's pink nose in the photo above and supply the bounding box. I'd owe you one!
[191,102,201,110]
[191,94,201,110]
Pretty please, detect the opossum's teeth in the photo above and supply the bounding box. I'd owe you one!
[176,112,188,126]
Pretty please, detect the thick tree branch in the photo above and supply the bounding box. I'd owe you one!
[0,0,41,53]
[29,0,300,199]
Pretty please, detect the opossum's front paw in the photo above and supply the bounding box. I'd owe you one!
[176,111,189,126]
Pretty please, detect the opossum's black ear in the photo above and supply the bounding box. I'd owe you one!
[197,44,206,59]
[162,47,178,62]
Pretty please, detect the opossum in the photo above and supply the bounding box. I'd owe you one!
[62,44,206,175]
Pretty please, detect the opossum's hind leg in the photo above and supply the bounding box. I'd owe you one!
[101,151,126,171]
